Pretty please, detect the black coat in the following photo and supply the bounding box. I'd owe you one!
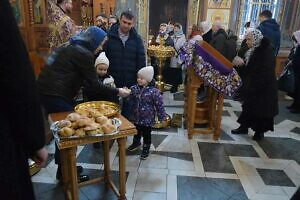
[243,38,278,118]
[37,43,119,104]
[202,29,212,43]
[210,29,228,57]
[103,24,146,87]
[0,1,45,199]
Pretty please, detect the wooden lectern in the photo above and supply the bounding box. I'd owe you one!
[184,41,233,140]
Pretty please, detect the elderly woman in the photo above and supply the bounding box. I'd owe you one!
[168,23,186,93]
[231,29,278,140]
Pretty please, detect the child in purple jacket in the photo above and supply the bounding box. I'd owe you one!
[127,66,166,159]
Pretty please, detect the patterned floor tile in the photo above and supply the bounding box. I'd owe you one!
[257,137,300,164]
[198,142,259,173]
[291,127,300,134]
[177,176,248,200]
[257,168,296,187]
[222,110,231,116]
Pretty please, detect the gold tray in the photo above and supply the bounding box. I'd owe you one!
[74,101,119,117]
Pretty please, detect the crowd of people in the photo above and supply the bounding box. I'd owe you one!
[2,0,300,198]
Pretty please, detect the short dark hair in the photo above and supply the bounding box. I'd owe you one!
[174,23,182,29]
[120,10,134,20]
[259,10,272,19]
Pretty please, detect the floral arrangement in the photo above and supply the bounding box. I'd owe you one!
[179,42,242,97]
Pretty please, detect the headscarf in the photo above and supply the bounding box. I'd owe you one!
[159,23,168,35]
[244,28,263,65]
[70,26,107,52]
[174,24,184,37]
[293,30,300,45]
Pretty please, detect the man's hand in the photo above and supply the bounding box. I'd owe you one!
[31,147,48,167]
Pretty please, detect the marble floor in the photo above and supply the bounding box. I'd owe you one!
[32,92,300,200]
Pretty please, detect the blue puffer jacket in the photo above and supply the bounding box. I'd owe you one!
[129,82,166,126]
[103,24,146,87]
[257,19,281,55]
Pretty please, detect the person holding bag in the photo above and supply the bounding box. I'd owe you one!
[285,30,300,113]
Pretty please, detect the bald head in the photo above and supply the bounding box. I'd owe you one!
[212,21,223,33]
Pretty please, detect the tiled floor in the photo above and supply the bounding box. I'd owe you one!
[33,91,300,200]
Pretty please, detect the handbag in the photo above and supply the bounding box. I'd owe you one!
[278,63,295,93]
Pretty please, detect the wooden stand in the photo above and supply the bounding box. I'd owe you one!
[49,112,136,200]
[184,67,224,140]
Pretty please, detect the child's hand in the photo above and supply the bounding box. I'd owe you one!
[118,88,130,97]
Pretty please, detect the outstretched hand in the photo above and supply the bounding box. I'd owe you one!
[118,87,131,98]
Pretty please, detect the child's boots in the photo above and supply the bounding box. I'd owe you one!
[140,144,150,160]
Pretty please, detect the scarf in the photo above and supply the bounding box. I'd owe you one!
[174,24,184,37]
[70,26,107,52]
[244,28,263,65]
[293,30,300,45]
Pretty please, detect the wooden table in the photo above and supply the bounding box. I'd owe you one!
[49,112,136,200]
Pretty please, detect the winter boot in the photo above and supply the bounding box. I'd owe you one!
[140,144,150,160]
[127,139,141,152]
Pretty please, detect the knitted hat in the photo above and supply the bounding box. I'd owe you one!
[95,52,109,67]
[138,66,154,82]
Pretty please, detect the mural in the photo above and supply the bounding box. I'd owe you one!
[208,0,231,9]
[9,0,22,26]
[33,0,45,24]
[206,9,230,29]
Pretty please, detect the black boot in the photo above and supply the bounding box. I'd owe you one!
[127,139,141,151]
[56,165,89,183]
[231,126,248,134]
[140,144,150,160]
[252,132,264,141]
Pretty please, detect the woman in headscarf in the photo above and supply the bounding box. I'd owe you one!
[37,26,130,182]
[286,30,300,113]
[231,29,278,140]
[168,23,186,93]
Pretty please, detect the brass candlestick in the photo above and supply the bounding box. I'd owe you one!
[147,37,175,92]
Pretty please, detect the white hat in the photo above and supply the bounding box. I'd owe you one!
[95,52,109,67]
[200,21,211,34]
[138,66,154,82]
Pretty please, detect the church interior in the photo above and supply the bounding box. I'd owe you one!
[8,0,300,199]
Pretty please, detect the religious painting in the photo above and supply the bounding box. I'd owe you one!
[206,9,230,29]
[208,0,231,9]
[9,0,23,26]
[33,0,46,24]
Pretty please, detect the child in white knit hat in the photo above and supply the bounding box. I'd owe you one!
[83,52,118,102]
[127,66,166,160]
[94,52,115,87]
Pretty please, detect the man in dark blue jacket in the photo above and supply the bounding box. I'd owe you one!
[257,10,281,56]
[103,10,146,119]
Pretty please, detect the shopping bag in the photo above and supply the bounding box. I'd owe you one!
[278,63,295,93]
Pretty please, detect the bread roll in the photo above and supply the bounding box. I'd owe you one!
[95,116,108,125]
[66,113,81,122]
[74,128,85,137]
[57,120,72,128]
[59,127,75,137]
[102,124,116,134]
